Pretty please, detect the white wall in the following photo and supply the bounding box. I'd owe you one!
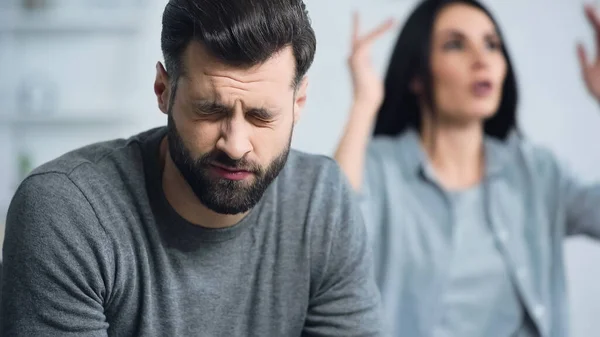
[1,0,599,336]
[0,0,167,211]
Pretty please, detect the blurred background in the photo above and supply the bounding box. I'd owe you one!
[0,0,599,335]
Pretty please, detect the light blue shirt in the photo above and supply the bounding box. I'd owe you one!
[359,129,600,337]
[434,185,527,337]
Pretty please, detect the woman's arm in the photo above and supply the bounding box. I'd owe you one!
[333,13,394,191]
[555,161,600,238]
[562,5,600,237]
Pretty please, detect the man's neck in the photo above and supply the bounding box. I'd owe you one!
[159,137,247,229]
[420,118,485,191]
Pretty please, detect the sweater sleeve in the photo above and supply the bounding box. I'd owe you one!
[1,172,113,336]
[302,159,384,337]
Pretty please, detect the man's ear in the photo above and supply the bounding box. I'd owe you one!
[154,62,171,114]
[293,76,309,124]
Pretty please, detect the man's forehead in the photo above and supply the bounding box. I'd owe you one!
[182,42,296,86]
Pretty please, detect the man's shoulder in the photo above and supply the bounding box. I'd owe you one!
[285,149,334,169]
[28,127,163,183]
[30,138,132,177]
[281,149,343,186]
[272,149,353,212]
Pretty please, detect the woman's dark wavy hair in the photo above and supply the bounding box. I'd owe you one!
[373,0,518,140]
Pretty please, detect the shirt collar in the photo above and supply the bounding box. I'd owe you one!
[396,128,516,180]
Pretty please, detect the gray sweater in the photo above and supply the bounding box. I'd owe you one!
[1,127,383,337]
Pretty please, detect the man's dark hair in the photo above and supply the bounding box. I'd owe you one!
[161,0,316,88]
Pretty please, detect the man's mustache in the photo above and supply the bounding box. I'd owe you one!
[201,151,261,174]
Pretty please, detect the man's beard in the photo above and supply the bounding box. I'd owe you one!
[166,114,291,215]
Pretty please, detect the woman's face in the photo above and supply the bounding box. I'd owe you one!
[426,3,507,123]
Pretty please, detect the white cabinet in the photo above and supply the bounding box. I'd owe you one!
[0,1,149,230]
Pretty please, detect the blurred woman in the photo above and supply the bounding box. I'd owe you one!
[334,0,600,336]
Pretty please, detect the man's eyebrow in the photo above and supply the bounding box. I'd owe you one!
[192,100,233,114]
[247,107,276,119]
[193,99,278,118]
